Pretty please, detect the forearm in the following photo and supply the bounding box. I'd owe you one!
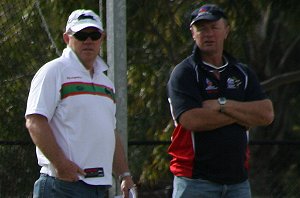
[179,108,236,131]
[113,131,135,197]
[223,99,274,127]
[113,132,130,176]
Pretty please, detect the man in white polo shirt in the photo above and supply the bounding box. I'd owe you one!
[25,9,134,198]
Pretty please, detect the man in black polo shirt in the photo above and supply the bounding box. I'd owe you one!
[167,4,274,198]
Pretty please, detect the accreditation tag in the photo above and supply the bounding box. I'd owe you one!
[84,167,104,178]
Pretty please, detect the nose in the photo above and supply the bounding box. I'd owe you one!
[83,37,93,42]
[203,28,213,36]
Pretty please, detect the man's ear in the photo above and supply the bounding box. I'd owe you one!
[63,33,70,44]
[225,25,230,39]
[190,26,196,40]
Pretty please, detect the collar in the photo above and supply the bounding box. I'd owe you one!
[202,56,228,72]
[61,46,109,74]
[191,44,237,72]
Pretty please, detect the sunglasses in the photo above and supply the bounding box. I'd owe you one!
[72,31,102,41]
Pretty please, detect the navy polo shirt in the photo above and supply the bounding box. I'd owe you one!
[167,47,267,184]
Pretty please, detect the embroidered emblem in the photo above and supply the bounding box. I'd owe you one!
[67,76,82,80]
[227,77,242,89]
[205,78,218,92]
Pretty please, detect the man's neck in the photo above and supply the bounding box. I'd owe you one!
[81,60,95,77]
[88,67,94,77]
[201,53,224,68]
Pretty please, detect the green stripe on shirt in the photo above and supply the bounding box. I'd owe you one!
[61,82,115,102]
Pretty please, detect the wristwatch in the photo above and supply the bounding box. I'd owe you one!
[218,97,227,113]
[119,172,131,182]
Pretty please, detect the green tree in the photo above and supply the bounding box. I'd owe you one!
[1,0,300,196]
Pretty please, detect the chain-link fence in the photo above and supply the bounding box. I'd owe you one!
[1,0,300,197]
[0,0,59,147]
[1,141,300,197]
[0,142,39,197]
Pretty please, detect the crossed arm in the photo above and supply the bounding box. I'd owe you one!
[179,99,274,132]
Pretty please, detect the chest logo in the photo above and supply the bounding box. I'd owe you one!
[67,76,82,80]
[205,78,218,92]
[227,77,242,89]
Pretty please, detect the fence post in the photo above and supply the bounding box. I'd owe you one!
[105,0,127,197]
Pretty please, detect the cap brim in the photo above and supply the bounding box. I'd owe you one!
[70,23,103,33]
[190,15,221,26]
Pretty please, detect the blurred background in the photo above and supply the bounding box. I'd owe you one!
[1,0,300,197]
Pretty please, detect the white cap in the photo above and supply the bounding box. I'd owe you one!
[65,9,103,33]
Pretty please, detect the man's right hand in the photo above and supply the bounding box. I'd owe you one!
[55,158,86,182]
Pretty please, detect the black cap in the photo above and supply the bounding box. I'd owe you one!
[190,4,227,26]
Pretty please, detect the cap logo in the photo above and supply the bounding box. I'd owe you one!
[199,8,208,13]
[190,4,227,26]
[196,9,213,18]
[78,14,95,21]
[65,10,103,33]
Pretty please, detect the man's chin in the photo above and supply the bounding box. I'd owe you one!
[200,48,218,55]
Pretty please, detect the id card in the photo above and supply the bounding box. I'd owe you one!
[84,167,104,178]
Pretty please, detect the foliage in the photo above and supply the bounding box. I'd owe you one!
[1,0,300,196]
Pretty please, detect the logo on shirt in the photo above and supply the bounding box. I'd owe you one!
[227,77,242,89]
[76,86,84,91]
[67,76,82,80]
[205,78,218,93]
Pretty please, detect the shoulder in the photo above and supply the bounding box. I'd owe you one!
[234,62,249,73]
[32,57,67,83]
[225,52,253,74]
[170,56,196,79]
[39,57,66,73]
[225,52,251,75]
[234,62,259,78]
[168,56,200,90]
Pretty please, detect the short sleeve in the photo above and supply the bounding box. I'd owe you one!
[167,62,202,122]
[25,62,61,121]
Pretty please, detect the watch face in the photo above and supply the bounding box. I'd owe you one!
[218,97,226,105]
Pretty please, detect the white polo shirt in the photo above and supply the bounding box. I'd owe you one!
[25,47,116,185]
